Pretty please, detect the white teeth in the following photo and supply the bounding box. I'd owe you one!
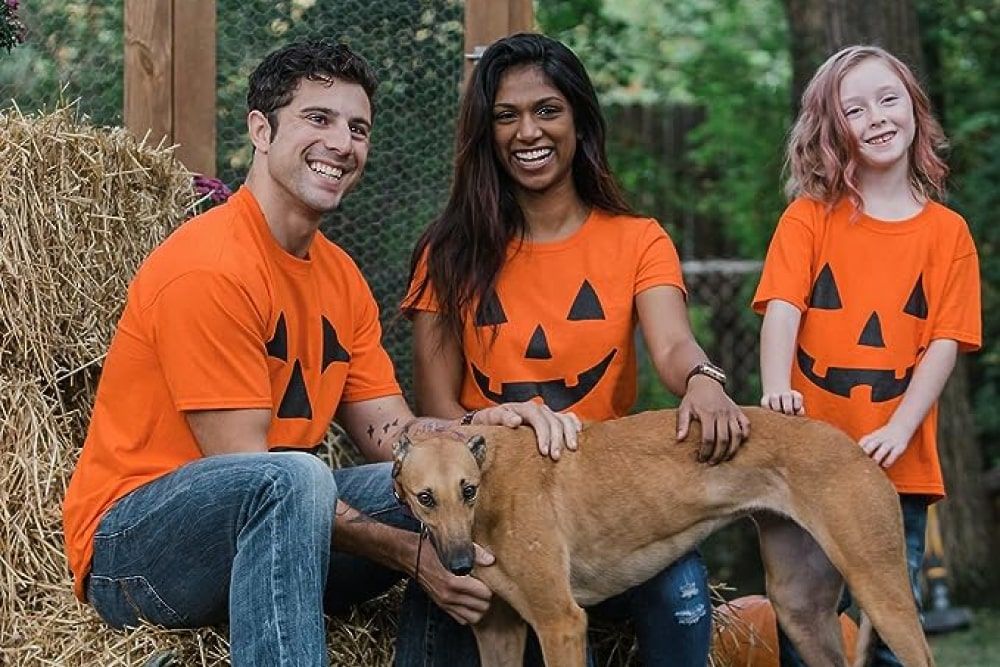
[514,148,553,162]
[866,132,895,146]
[309,161,343,179]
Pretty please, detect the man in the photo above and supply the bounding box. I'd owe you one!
[63,40,578,666]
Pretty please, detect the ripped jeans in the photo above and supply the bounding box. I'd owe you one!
[395,549,711,666]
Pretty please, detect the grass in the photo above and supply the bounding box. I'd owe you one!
[929,607,1000,667]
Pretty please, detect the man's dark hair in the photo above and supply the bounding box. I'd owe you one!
[247,39,379,139]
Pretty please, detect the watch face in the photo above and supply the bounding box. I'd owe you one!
[698,363,726,385]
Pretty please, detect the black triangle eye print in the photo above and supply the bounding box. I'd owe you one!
[525,325,553,359]
[858,312,886,348]
[322,316,351,371]
[475,289,508,327]
[903,274,928,319]
[265,312,288,361]
[277,360,312,419]
[808,264,843,310]
[567,280,605,321]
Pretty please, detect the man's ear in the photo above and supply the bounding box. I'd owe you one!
[391,434,412,479]
[247,109,274,154]
[467,435,487,468]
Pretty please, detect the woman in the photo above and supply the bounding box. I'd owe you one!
[398,33,749,666]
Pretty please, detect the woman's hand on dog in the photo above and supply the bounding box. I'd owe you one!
[677,375,750,464]
[473,402,582,461]
[417,542,496,625]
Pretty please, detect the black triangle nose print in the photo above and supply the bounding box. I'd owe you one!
[265,312,288,361]
[322,316,351,371]
[567,280,605,320]
[809,264,842,309]
[903,274,928,319]
[858,312,886,348]
[277,360,312,419]
[475,289,508,327]
[525,324,553,359]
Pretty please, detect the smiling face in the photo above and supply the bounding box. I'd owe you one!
[492,65,577,195]
[251,76,372,216]
[838,57,915,176]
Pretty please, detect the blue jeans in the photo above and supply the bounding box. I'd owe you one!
[396,549,712,666]
[778,494,929,667]
[86,452,415,667]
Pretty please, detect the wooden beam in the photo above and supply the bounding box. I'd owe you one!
[463,0,534,82]
[172,0,216,176]
[124,0,173,148]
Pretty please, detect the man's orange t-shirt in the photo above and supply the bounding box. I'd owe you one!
[405,210,685,421]
[752,197,981,497]
[63,187,400,599]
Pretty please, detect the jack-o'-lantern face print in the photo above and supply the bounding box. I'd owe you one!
[797,262,928,402]
[469,279,617,412]
[265,311,351,420]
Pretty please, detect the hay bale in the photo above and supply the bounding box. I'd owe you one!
[0,104,408,666]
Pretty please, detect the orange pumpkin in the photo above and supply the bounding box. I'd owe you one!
[714,595,858,667]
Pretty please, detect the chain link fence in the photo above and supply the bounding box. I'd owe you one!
[0,1,123,125]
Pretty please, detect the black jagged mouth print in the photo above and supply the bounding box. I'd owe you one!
[797,347,913,403]
[471,349,618,412]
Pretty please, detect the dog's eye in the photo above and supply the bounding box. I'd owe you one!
[416,491,435,508]
[462,484,477,502]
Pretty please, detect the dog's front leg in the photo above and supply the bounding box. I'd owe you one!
[531,601,588,667]
[473,597,528,667]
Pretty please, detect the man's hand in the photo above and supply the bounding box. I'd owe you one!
[473,401,582,461]
[759,389,806,416]
[415,541,495,625]
[859,422,913,468]
[677,375,750,464]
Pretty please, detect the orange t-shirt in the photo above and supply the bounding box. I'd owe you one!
[405,210,685,421]
[752,197,981,497]
[63,187,400,599]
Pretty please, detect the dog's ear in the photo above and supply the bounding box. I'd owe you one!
[467,434,487,467]
[391,434,412,479]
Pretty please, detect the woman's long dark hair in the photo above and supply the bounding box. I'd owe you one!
[406,33,633,346]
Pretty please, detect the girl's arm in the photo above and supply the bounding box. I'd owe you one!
[759,299,806,415]
[636,285,749,464]
[860,338,958,468]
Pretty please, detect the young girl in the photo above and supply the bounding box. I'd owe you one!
[754,46,981,666]
[399,33,749,667]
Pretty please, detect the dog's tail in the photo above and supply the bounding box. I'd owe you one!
[783,424,935,667]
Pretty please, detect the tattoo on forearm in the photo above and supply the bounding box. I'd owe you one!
[366,424,375,440]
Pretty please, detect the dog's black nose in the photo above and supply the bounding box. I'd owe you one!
[448,552,474,576]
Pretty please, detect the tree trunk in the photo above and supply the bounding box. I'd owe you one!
[935,357,995,600]
[782,0,924,109]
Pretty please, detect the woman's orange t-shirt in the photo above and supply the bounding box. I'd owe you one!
[405,209,685,421]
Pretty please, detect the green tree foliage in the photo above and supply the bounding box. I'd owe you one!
[919,0,1000,466]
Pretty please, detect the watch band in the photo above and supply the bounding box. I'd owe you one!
[685,362,727,388]
[460,410,478,426]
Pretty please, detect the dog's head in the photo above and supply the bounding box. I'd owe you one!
[392,431,487,576]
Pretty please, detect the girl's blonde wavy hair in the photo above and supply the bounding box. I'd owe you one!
[785,45,948,211]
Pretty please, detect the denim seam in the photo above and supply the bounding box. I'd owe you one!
[263,466,292,667]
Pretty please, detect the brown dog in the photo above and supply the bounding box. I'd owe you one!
[392,408,935,667]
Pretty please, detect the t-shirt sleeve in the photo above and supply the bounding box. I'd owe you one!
[932,226,982,352]
[635,221,686,296]
[148,271,272,411]
[400,249,440,315]
[752,202,817,314]
[342,271,402,402]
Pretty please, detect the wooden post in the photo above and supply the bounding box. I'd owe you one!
[125,0,217,177]
[464,0,534,82]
